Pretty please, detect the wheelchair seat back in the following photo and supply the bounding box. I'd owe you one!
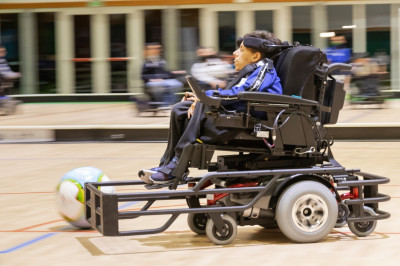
[274,45,348,125]
[274,45,327,101]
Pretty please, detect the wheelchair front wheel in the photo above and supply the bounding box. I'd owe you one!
[206,214,237,245]
[348,206,377,237]
[276,181,338,243]
[187,213,207,235]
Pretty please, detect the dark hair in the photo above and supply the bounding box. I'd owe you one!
[145,43,161,49]
[237,30,282,59]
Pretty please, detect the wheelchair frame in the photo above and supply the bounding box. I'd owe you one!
[85,166,389,236]
[84,49,391,244]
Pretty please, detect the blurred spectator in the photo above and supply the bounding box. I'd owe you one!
[352,54,382,97]
[141,43,183,105]
[0,45,20,98]
[190,47,233,90]
[325,36,352,91]
[374,50,390,75]
[325,35,351,64]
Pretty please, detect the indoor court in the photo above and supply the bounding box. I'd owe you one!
[1,141,399,265]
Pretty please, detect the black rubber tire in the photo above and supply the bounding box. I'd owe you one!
[335,203,349,228]
[276,181,338,243]
[187,213,207,235]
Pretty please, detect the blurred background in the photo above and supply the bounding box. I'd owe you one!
[0,0,398,109]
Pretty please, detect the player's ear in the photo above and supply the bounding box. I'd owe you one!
[251,51,261,63]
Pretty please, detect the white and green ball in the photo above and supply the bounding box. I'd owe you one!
[56,167,114,228]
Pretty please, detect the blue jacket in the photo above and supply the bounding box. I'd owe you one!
[204,59,282,112]
[325,47,352,64]
[205,60,282,97]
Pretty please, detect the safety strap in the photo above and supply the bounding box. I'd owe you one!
[248,58,274,91]
[224,63,257,91]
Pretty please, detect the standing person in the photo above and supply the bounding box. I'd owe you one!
[139,30,283,185]
[141,43,183,105]
[190,47,233,90]
[0,45,20,98]
[325,36,352,91]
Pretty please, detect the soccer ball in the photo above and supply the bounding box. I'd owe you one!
[56,167,114,228]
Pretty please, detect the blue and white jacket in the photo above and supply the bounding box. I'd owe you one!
[204,59,282,112]
[205,59,282,98]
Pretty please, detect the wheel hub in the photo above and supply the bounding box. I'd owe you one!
[292,194,329,232]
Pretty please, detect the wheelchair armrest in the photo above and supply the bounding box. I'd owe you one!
[328,63,352,73]
[238,91,319,107]
[186,75,221,107]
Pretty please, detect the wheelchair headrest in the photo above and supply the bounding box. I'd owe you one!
[238,37,278,54]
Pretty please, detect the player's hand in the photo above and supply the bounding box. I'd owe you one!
[187,99,199,119]
[182,92,197,102]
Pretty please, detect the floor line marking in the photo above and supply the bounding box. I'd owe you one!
[0,233,58,254]
[1,195,142,253]
[0,230,97,233]
[15,219,63,232]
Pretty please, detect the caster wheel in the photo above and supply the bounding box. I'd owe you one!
[187,213,207,235]
[276,181,338,243]
[335,203,349,228]
[348,206,377,237]
[206,214,237,245]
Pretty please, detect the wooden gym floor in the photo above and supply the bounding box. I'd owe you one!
[1,141,399,266]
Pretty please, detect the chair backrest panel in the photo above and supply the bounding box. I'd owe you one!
[274,45,327,101]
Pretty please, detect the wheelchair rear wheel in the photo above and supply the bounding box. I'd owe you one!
[276,181,338,243]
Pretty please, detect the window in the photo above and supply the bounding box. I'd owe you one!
[145,10,162,44]
[255,10,273,32]
[110,14,127,93]
[179,9,199,71]
[74,15,92,93]
[292,6,311,45]
[218,11,236,54]
[37,13,56,94]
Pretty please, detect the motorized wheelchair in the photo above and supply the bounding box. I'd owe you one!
[85,44,390,245]
[130,74,188,116]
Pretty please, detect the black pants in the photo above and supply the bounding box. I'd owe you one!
[159,100,193,165]
[159,100,237,166]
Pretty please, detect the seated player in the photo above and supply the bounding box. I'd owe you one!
[140,30,283,184]
[141,43,184,105]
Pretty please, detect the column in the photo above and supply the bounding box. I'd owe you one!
[91,13,110,93]
[18,12,37,94]
[391,4,400,91]
[56,12,75,94]
[273,6,292,44]
[162,8,179,70]
[127,9,144,93]
[236,10,255,39]
[353,5,367,54]
[311,4,328,49]
[199,8,218,51]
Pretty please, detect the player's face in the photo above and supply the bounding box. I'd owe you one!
[0,48,6,58]
[233,42,259,72]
